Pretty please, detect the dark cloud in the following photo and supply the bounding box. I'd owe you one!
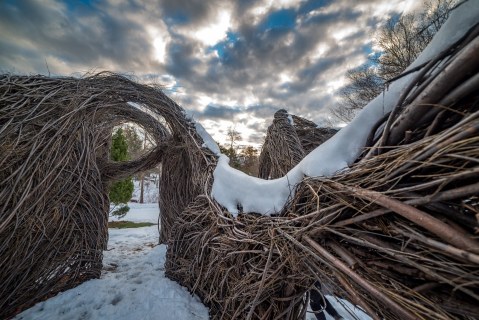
[199,104,241,119]
[165,38,201,78]
[301,7,361,27]
[196,104,279,120]
[245,105,281,119]
[161,0,223,26]
[288,56,349,94]
[232,0,259,16]
[0,0,162,74]
[0,0,413,144]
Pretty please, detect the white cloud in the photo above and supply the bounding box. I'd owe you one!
[311,44,330,60]
[193,10,231,46]
[197,94,214,108]
[147,26,170,64]
[331,25,358,41]
[279,72,293,83]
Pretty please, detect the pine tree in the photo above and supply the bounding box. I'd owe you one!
[109,128,134,218]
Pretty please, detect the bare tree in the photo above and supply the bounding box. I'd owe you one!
[240,146,259,176]
[334,0,457,122]
[374,0,456,80]
[332,65,383,122]
[374,13,423,80]
[123,124,157,203]
[123,126,143,159]
[227,125,242,150]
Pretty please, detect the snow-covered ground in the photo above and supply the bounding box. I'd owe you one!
[109,202,159,223]
[15,205,208,320]
[308,297,371,320]
[16,205,369,320]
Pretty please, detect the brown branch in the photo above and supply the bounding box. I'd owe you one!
[303,236,418,320]
[329,181,479,254]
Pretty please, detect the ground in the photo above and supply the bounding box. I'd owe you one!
[15,203,369,320]
[15,204,208,320]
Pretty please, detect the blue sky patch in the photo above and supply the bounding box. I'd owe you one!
[361,44,381,66]
[65,0,95,12]
[165,11,190,26]
[298,0,331,16]
[259,9,296,32]
[208,31,240,60]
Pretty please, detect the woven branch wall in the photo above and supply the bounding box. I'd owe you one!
[258,109,337,179]
[0,73,215,319]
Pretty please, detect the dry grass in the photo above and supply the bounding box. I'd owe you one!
[108,221,157,229]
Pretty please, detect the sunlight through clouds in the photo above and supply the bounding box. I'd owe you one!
[193,10,232,46]
[147,26,170,64]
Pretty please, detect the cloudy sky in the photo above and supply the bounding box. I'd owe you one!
[0,0,421,147]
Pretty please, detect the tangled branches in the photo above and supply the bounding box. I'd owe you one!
[258,110,337,179]
[0,72,215,319]
[167,114,479,319]
[167,22,479,320]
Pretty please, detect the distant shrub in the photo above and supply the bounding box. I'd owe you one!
[110,205,130,219]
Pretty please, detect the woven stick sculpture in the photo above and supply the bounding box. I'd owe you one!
[0,72,215,319]
[166,22,479,320]
[1,17,479,320]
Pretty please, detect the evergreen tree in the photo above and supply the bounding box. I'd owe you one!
[109,128,134,218]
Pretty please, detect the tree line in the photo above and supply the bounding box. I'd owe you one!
[219,126,260,176]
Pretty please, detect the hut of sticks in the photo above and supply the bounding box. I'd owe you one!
[0,72,216,319]
[1,9,479,320]
[258,109,337,179]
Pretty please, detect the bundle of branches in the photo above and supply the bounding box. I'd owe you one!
[159,132,216,243]
[288,118,479,319]
[290,114,337,154]
[167,99,479,320]
[166,20,479,320]
[166,196,314,320]
[0,72,215,318]
[258,109,305,179]
[258,110,337,179]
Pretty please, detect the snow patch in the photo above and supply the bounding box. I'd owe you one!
[194,121,221,155]
[211,155,303,216]
[130,178,159,203]
[287,114,294,125]
[109,202,159,223]
[15,217,209,320]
